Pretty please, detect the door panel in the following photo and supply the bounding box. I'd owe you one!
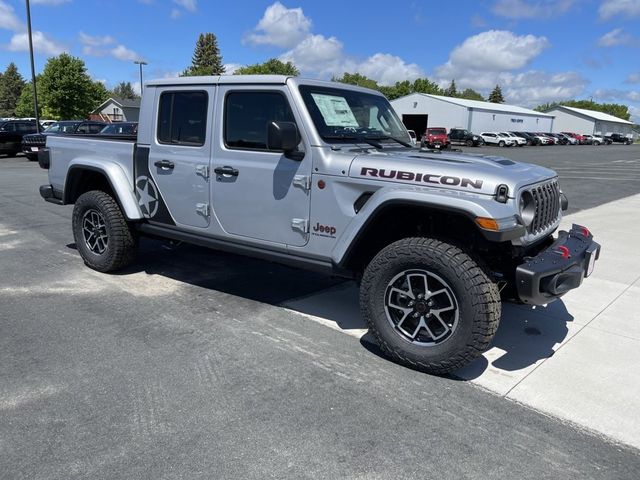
[211,87,311,247]
[146,87,214,228]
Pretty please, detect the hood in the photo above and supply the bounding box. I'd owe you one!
[348,148,557,197]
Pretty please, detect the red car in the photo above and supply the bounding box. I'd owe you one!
[562,131,586,144]
[421,127,450,149]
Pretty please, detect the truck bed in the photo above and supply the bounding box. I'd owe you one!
[47,135,137,195]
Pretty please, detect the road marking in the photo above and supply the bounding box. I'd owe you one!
[557,176,640,181]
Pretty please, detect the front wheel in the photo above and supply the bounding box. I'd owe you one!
[72,190,138,272]
[360,238,501,374]
[465,139,473,147]
[498,140,505,147]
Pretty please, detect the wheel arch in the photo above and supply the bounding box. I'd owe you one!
[64,161,143,220]
[333,190,515,274]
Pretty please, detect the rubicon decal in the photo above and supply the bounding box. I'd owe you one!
[360,167,483,190]
[312,222,337,238]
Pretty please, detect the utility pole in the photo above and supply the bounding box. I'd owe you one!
[25,0,40,132]
[134,60,148,95]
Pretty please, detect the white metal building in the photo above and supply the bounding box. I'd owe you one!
[546,105,635,138]
[390,93,554,138]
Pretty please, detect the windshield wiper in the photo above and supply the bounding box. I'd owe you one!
[323,134,383,149]
[368,135,413,148]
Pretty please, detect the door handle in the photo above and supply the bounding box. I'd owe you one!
[214,166,239,177]
[154,159,175,170]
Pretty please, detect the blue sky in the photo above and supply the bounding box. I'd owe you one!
[1,0,639,121]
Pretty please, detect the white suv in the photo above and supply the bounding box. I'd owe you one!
[480,132,514,147]
[500,132,527,147]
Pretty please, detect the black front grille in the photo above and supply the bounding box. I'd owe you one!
[529,180,560,234]
[22,134,46,146]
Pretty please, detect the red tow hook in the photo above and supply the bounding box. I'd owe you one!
[555,245,570,259]
[580,226,590,238]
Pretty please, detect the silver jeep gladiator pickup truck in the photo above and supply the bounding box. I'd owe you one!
[39,75,600,374]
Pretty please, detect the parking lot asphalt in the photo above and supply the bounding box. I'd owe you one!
[2,147,640,479]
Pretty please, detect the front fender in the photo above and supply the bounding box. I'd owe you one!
[65,159,143,220]
[331,185,518,265]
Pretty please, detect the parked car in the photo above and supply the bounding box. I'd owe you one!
[512,131,539,146]
[421,127,450,149]
[561,132,587,144]
[556,133,577,145]
[98,122,138,136]
[22,120,106,161]
[527,132,552,145]
[406,129,417,146]
[500,132,527,147]
[479,132,513,147]
[0,119,38,157]
[583,134,605,146]
[604,133,633,145]
[40,119,57,129]
[448,128,483,147]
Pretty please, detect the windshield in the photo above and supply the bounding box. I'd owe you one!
[299,85,410,144]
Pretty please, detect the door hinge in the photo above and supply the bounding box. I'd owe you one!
[195,203,210,217]
[291,218,309,234]
[293,175,311,191]
[195,164,209,179]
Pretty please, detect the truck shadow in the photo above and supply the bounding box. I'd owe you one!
[84,238,574,378]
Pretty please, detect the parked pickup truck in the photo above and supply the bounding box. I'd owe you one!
[39,76,600,374]
[604,133,633,145]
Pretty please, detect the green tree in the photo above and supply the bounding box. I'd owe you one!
[38,54,106,119]
[183,33,225,76]
[0,63,26,117]
[15,81,37,118]
[333,72,379,90]
[411,78,442,95]
[234,58,299,76]
[459,88,485,101]
[443,79,458,97]
[488,84,505,103]
[111,81,138,100]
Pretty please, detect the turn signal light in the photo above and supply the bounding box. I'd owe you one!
[475,217,499,231]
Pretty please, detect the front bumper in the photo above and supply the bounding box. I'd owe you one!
[516,224,600,305]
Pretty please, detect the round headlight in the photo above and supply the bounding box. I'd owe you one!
[520,191,535,228]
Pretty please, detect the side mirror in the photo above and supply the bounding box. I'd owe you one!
[267,121,300,153]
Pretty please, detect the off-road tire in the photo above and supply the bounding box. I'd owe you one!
[360,237,501,374]
[72,190,138,272]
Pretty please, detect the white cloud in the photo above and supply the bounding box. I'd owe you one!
[445,30,549,73]
[0,0,23,31]
[170,8,181,19]
[79,32,115,47]
[111,45,142,62]
[502,71,589,106]
[491,0,575,19]
[223,63,243,75]
[628,105,640,123]
[599,0,640,20]
[7,30,66,55]
[244,1,312,48]
[593,88,640,103]
[173,0,197,12]
[626,72,640,83]
[597,28,634,46]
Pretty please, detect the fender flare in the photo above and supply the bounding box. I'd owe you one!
[331,186,519,267]
[64,159,143,220]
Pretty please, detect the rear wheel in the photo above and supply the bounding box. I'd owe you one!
[360,238,501,374]
[498,140,505,147]
[72,190,138,272]
[465,139,473,147]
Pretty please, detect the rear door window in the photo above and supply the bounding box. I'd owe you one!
[157,91,208,146]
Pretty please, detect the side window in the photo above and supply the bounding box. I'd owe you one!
[88,124,103,134]
[18,123,34,133]
[157,91,208,146]
[224,91,295,150]
[76,124,89,134]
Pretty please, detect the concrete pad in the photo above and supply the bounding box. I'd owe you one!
[507,327,640,450]
[589,286,640,341]
[456,302,583,395]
